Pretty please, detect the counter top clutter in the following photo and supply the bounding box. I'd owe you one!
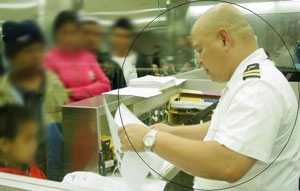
[60,102,168,191]
[104,75,186,98]
[62,171,166,191]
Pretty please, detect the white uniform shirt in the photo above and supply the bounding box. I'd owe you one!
[194,48,300,191]
[112,52,138,84]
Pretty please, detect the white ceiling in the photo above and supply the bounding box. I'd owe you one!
[0,0,296,27]
[0,0,39,21]
[81,0,169,28]
[82,0,165,12]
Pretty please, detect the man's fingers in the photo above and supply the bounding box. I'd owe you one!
[150,123,160,129]
[120,135,137,151]
[151,122,166,128]
[118,125,141,152]
[121,139,132,151]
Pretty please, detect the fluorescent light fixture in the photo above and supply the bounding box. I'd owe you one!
[85,16,167,26]
[187,1,300,17]
[83,8,167,16]
[97,19,113,26]
[133,16,167,25]
[0,0,39,9]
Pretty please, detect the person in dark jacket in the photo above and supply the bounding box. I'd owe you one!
[0,53,5,76]
[110,17,153,84]
[80,18,126,89]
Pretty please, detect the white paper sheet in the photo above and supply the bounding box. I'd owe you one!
[175,79,187,86]
[104,100,166,190]
[129,75,176,89]
[63,171,129,191]
[114,104,165,191]
[104,87,161,98]
[63,171,166,191]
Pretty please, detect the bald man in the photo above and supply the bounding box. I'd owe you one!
[119,4,300,190]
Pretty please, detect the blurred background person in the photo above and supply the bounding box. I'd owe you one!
[45,10,111,102]
[80,17,126,89]
[0,55,4,76]
[110,17,153,84]
[0,20,68,178]
[151,44,162,76]
[161,56,177,76]
[175,35,195,73]
[0,105,46,179]
[0,45,9,77]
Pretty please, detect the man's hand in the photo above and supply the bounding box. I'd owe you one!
[118,124,150,152]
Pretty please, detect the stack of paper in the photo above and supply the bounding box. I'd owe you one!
[104,75,186,98]
[129,75,177,90]
[104,87,161,98]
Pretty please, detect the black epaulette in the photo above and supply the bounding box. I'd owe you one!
[243,63,260,80]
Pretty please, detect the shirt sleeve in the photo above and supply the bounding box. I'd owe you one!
[69,56,111,101]
[213,80,283,163]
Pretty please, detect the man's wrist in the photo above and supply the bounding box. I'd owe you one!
[143,129,158,152]
[151,131,162,152]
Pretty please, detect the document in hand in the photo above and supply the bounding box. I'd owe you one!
[103,99,165,191]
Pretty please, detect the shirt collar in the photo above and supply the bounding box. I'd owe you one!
[226,48,268,89]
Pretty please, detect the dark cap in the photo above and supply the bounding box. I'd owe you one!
[112,17,134,32]
[2,20,45,58]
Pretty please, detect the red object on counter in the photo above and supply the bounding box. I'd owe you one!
[0,164,47,179]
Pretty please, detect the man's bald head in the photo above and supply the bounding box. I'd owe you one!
[191,3,258,82]
[192,3,255,42]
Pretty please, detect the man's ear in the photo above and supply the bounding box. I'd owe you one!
[217,28,233,50]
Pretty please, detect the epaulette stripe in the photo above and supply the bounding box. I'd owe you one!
[243,74,260,78]
[243,76,260,80]
[243,70,260,75]
[244,72,260,76]
[243,73,260,77]
[243,63,260,80]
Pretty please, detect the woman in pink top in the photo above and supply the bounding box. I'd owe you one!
[45,11,111,102]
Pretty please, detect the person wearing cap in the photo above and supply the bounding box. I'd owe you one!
[0,20,68,179]
[119,4,300,190]
[45,10,111,102]
[80,17,127,90]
